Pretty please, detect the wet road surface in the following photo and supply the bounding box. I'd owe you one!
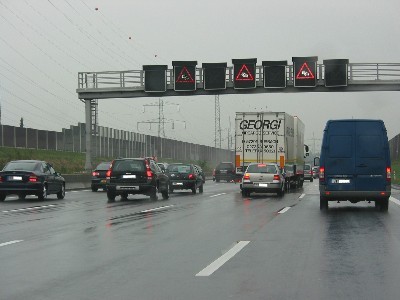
[1,181,400,300]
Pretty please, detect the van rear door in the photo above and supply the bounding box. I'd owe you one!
[325,121,356,192]
[354,121,386,191]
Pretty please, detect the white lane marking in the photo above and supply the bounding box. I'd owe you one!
[196,241,250,277]
[299,193,306,199]
[209,193,226,198]
[0,240,23,247]
[278,207,291,214]
[2,204,56,213]
[390,196,400,206]
[140,205,174,213]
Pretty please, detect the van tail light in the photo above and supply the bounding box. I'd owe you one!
[29,174,38,182]
[106,169,112,179]
[386,167,391,182]
[188,173,195,180]
[243,173,250,180]
[92,171,99,177]
[273,175,280,182]
[319,167,325,182]
[146,164,153,179]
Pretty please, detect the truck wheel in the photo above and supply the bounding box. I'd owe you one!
[320,196,328,210]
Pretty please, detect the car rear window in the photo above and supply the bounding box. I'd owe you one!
[3,161,39,171]
[216,163,234,170]
[113,160,145,172]
[96,162,111,170]
[167,164,191,173]
[247,164,277,173]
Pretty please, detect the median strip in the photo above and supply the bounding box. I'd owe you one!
[196,241,250,276]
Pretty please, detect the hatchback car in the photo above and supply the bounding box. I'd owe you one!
[105,157,169,202]
[304,164,313,182]
[241,163,285,197]
[91,161,111,192]
[214,162,236,182]
[166,163,203,194]
[0,160,65,201]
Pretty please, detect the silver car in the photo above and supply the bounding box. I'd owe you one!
[241,163,285,197]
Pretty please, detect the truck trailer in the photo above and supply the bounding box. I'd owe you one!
[235,111,307,188]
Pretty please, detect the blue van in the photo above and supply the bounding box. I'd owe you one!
[319,119,391,211]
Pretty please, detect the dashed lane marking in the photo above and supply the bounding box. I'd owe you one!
[209,193,226,198]
[0,240,23,247]
[2,204,56,213]
[140,205,174,213]
[299,193,306,199]
[390,196,400,206]
[278,207,291,214]
[196,241,250,276]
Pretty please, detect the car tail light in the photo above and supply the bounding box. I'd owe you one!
[0,176,3,183]
[29,175,38,182]
[106,169,112,179]
[319,166,325,182]
[273,175,280,181]
[386,167,391,182]
[92,171,99,177]
[243,173,250,180]
[188,173,195,179]
[146,164,153,179]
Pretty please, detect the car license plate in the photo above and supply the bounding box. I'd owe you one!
[123,175,136,179]
[220,170,227,173]
[101,179,106,183]
[332,179,350,183]
[257,183,268,187]
[10,176,22,181]
[173,182,183,185]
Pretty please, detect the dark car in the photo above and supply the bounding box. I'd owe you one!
[105,157,169,202]
[91,161,111,192]
[157,162,169,173]
[214,162,236,182]
[0,160,65,201]
[304,164,313,182]
[194,165,206,183]
[241,163,285,197]
[166,163,204,194]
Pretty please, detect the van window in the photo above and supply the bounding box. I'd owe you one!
[358,135,383,158]
[329,135,352,158]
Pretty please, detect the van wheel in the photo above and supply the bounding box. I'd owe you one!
[380,198,389,212]
[320,196,328,210]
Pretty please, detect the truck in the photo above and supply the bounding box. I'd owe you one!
[235,112,308,189]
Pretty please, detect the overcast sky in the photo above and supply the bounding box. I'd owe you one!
[1,0,399,150]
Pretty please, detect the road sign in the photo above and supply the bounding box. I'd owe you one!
[292,56,318,87]
[262,61,287,88]
[202,63,227,90]
[324,59,349,87]
[143,65,168,92]
[232,58,257,89]
[172,61,197,91]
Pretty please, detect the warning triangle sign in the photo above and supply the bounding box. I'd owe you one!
[176,66,195,83]
[296,62,315,79]
[235,64,254,81]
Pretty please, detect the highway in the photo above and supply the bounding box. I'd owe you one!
[1,181,400,300]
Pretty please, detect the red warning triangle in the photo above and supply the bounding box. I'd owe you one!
[235,64,254,81]
[176,66,195,83]
[296,62,315,79]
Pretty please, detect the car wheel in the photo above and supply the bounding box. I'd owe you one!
[91,186,98,192]
[320,196,328,210]
[18,193,26,200]
[169,187,174,193]
[162,190,169,200]
[57,184,65,199]
[192,186,197,194]
[241,189,248,197]
[107,191,116,202]
[150,188,158,201]
[38,185,47,201]
[120,193,128,201]
[277,185,285,197]
[0,193,6,201]
[310,178,314,182]
[199,184,203,193]
[216,179,220,183]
